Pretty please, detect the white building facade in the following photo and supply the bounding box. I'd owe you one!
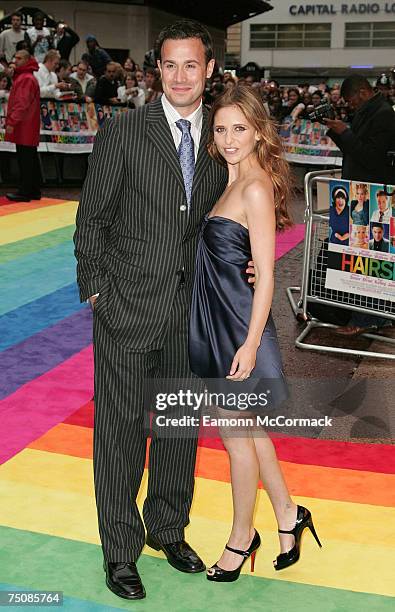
[240,0,395,81]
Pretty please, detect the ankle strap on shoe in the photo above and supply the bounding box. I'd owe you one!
[225,544,250,558]
[278,528,294,534]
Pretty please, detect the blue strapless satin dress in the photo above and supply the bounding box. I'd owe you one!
[188,215,288,410]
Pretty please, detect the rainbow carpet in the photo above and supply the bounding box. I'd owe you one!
[0,197,394,611]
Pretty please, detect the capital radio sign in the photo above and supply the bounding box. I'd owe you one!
[289,2,395,16]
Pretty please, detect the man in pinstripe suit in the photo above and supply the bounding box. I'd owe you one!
[74,20,228,599]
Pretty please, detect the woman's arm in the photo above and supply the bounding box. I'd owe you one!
[134,88,146,108]
[227,179,276,380]
[291,103,305,120]
[117,85,127,103]
[334,232,349,241]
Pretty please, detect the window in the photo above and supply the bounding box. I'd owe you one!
[345,22,395,48]
[250,23,331,49]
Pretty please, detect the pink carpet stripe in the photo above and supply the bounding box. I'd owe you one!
[0,346,94,464]
[275,224,305,259]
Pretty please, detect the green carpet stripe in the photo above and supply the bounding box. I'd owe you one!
[0,527,392,612]
[0,584,123,611]
[0,226,74,264]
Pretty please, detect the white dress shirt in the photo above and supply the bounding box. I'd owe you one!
[161,94,203,161]
[370,207,391,223]
[34,63,59,98]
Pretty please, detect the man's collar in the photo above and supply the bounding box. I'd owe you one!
[161,94,203,127]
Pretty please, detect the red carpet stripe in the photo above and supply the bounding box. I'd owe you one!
[0,197,67,216]
[62,401,394,474]
[199,435,395,474]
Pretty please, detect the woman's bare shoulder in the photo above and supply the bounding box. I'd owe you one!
[241,172,274,211]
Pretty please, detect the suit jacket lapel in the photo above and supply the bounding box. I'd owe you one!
[146,98,185,193]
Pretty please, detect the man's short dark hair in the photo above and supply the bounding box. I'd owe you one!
[16,40,30,52]
[341,74,373,98]
[11,11,23,20]
[57,59,71,71]
[371,222,384,230]
[155,19,213,64]
[376,190,387,198]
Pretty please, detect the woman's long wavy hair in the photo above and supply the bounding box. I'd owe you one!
[207,85,293,231]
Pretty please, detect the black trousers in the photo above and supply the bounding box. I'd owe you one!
[15,145,41,196]
[93,285,198,562]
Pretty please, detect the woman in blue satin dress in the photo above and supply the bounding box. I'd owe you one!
[189,86,321,582]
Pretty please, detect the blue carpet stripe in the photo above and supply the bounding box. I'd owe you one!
[0,284,83,352]
[1,242,76,316]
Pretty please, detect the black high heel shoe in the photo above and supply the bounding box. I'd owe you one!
[274,505,322,571]
[206,530,261,582]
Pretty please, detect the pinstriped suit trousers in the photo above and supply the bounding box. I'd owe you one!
[93,284,197,562]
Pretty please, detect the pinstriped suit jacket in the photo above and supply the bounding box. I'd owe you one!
[74,98,228,350]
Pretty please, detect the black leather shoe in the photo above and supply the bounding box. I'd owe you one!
[6,193,31,202]
[104,561,146,600]
[146,536,205,573]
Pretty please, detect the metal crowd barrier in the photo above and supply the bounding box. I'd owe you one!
[287,169,395,359]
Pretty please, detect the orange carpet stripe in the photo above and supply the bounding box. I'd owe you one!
[197,447,395,507]
[28,423,93,459]
[28,423,395,506]
[0,198,67,216]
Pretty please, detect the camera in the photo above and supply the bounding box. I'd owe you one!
[308,102,336,123]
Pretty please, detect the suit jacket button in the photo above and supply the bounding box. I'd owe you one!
[179,204,187,212]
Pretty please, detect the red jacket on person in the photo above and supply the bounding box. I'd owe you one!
[5,57,41,147]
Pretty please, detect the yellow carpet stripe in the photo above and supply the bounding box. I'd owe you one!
[0,201,78,245]
[0,449,394,597]
[0,449,393,548]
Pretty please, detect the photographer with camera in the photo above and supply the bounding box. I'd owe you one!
[323,74,395,184]
[322,74,395,336]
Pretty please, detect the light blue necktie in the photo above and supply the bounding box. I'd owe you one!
[176,119,195,211]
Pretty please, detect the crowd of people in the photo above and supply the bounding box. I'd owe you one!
[212,71,395,124]
[0,11,160,109]
[1,10,395,121]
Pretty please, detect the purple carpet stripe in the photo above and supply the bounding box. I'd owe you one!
[0,308,92,400]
